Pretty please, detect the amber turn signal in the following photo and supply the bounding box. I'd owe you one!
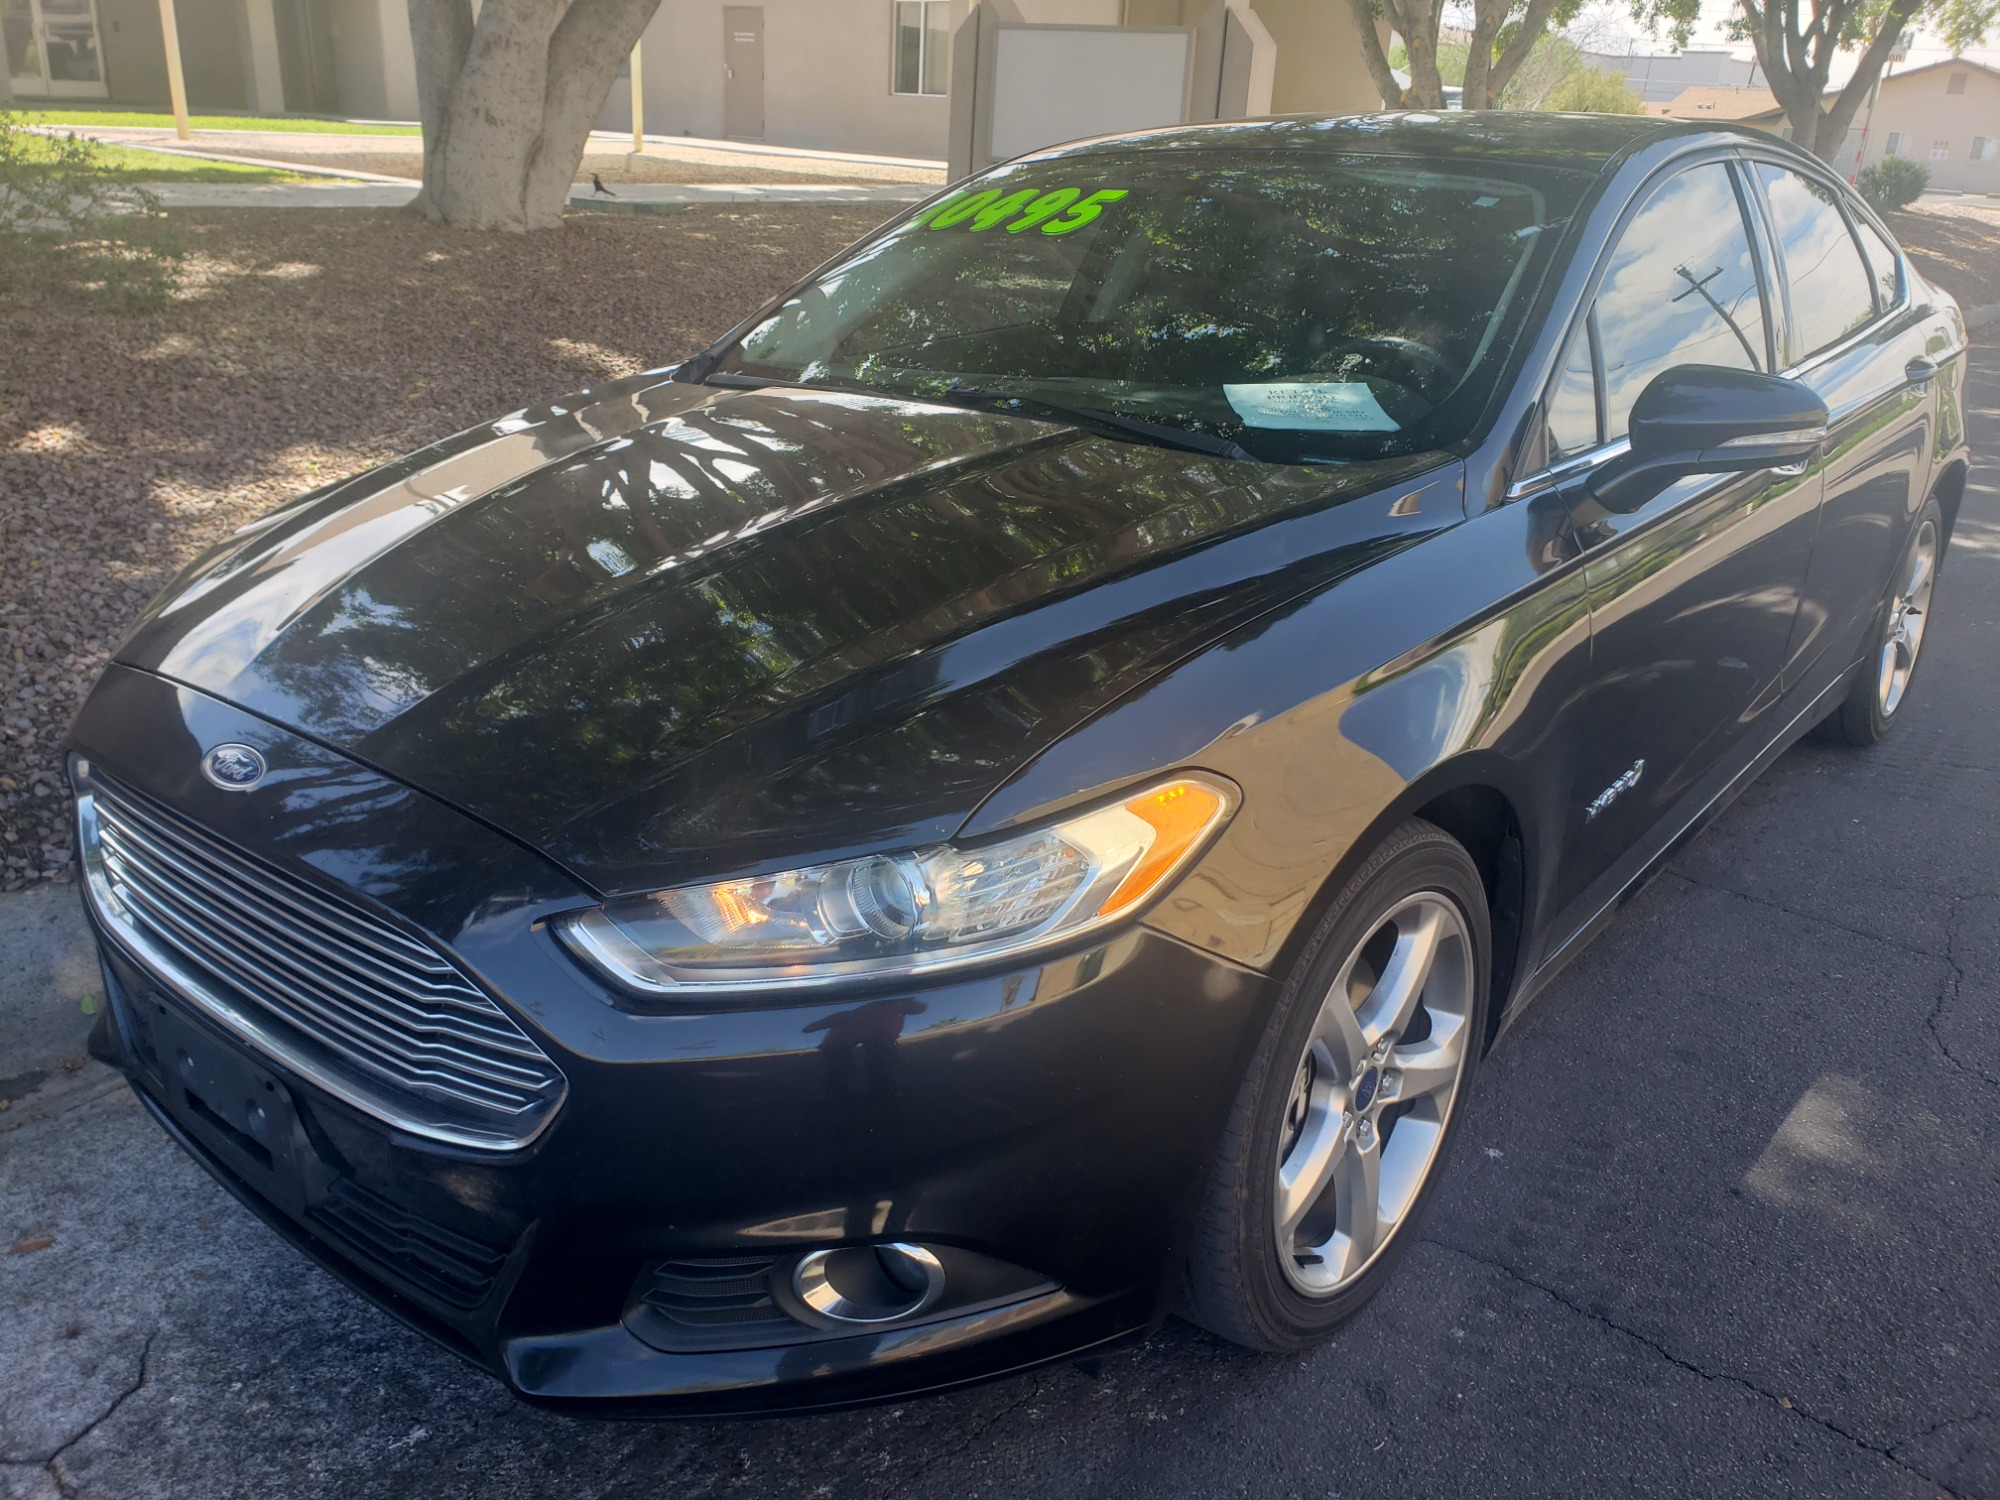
[1095,780,1230,917]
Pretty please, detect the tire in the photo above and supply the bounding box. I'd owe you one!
[1820,497,1944,747]
[1179,819,1491,1352]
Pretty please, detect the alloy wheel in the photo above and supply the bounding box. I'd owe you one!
[1878,517,1939,718]
[1273,892,1475,1296]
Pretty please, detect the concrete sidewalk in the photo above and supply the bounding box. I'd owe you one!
[56,125,945,185]
[140,180,935,210]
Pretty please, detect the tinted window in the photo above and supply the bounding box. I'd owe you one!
[1593,163,1768,442]
[712,150,1593,463]
[1756,164,1877,359]
[1852,215,1903,311]
[1547,326,1598,458]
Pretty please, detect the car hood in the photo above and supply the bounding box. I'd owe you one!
[117,372,1453,895]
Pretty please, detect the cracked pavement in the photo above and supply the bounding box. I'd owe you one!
[2,349,1996,1500]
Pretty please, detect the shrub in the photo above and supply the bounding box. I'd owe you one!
[1541,66,1647,115]
[0,111,184,308]
[1858,156,1929,213]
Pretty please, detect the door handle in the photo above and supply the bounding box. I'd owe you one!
[1905,357,1940,387]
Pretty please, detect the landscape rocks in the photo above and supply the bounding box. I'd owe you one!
[0,205,882,891]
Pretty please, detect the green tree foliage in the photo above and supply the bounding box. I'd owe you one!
[1858,154,1930,209]
[1402,29,1646,112]
[1542,63,1648,111]
[1631,0,1997,160]
[0,112,183,307]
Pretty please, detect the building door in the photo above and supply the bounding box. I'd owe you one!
[273,0,339,115]
[3,0,109,99]
[722,5,763,139]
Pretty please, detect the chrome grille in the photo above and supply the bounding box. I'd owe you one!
[76,767,565,1151]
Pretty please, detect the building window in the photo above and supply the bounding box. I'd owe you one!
[1932,139,1952,161]
[1974,137,1999,162]
[1884,131,1903,157]
[1947,71,1968,94]
[893,1,950,96]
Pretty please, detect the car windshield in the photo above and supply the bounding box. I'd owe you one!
[702,148,1594,464]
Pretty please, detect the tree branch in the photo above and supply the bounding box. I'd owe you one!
[1347,0,1407,106]
[1821,0,1922,143]
[522,0,664,222]
[1490,0,1566,102]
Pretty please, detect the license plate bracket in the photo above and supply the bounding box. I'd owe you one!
[148,1000,331,1217]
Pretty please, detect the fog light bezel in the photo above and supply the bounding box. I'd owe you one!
[788,1242,947,1327]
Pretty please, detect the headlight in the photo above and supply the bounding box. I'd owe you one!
[556,774,1237,998]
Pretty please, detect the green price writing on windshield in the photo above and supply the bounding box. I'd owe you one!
[922,186,1129,236]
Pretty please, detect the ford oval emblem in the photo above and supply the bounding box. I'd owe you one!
[201,743,267,791]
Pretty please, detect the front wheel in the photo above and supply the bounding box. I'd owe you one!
[1821,498,1943,747]
[1179,820,1490,1351]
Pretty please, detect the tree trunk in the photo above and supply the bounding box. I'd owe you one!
[1452,0,1564,110]
[1743,0,1920,165]
[1399,0,1448,108]
[407,0,664,231]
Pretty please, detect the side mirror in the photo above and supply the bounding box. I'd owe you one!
[1591,365,1828,513]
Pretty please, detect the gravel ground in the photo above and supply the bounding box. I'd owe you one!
[1892,200,2000,308]
[0,206,886,891]
[0,199,1993,893]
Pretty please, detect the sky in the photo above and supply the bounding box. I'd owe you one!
[1577,0,2000,84]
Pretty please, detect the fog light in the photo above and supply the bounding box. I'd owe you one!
[791,1242,946,1326]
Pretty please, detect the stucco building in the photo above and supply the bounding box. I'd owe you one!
[1859,58,2000,193]
[2,0,1383,165]
[1582,46,1764,104]
[1639,56,2000,193]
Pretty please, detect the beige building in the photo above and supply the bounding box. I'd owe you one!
[1645,57,2000,194]
[3,0,415,117]
[1859,58,2000,193]
[3,0,1382,165]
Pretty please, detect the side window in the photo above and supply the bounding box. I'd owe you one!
[1547,323,1599,458]
[1593,163,1768,442]
[1852,215,1904,312]
[1755,163,1877,360]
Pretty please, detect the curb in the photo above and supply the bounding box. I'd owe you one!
[127,142,420,186]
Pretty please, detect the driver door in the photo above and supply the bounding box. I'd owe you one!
[1542,157,1823,935]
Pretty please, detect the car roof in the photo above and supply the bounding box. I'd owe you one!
[1027,110,1769,177]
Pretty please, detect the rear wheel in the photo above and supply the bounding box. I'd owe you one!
[1180,820,1489,1351]
[1822,498,1943,747]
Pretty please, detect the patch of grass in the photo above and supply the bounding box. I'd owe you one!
[2,113,185,308]
[17,109,419,136]
[27,137,309,183]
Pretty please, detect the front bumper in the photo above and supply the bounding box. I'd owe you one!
[72,666,1275,1415]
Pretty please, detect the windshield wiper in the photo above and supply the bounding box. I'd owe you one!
[939,384,1260,464]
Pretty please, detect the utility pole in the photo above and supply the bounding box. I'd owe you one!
[156,0,191,141]
[630,41,645,156]
[1851,35,1910,183]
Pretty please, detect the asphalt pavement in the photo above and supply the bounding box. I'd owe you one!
[2,349,1996,1500]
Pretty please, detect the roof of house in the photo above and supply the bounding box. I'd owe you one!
[1876,55,2000,89]
[1650,85,1783,121]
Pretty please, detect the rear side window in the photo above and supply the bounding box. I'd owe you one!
[1851,215,1904,312]
[1592,163,1768,442]
[1755,164,1877,360]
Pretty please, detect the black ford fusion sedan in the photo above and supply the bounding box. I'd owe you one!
[71,112,1967,1415]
